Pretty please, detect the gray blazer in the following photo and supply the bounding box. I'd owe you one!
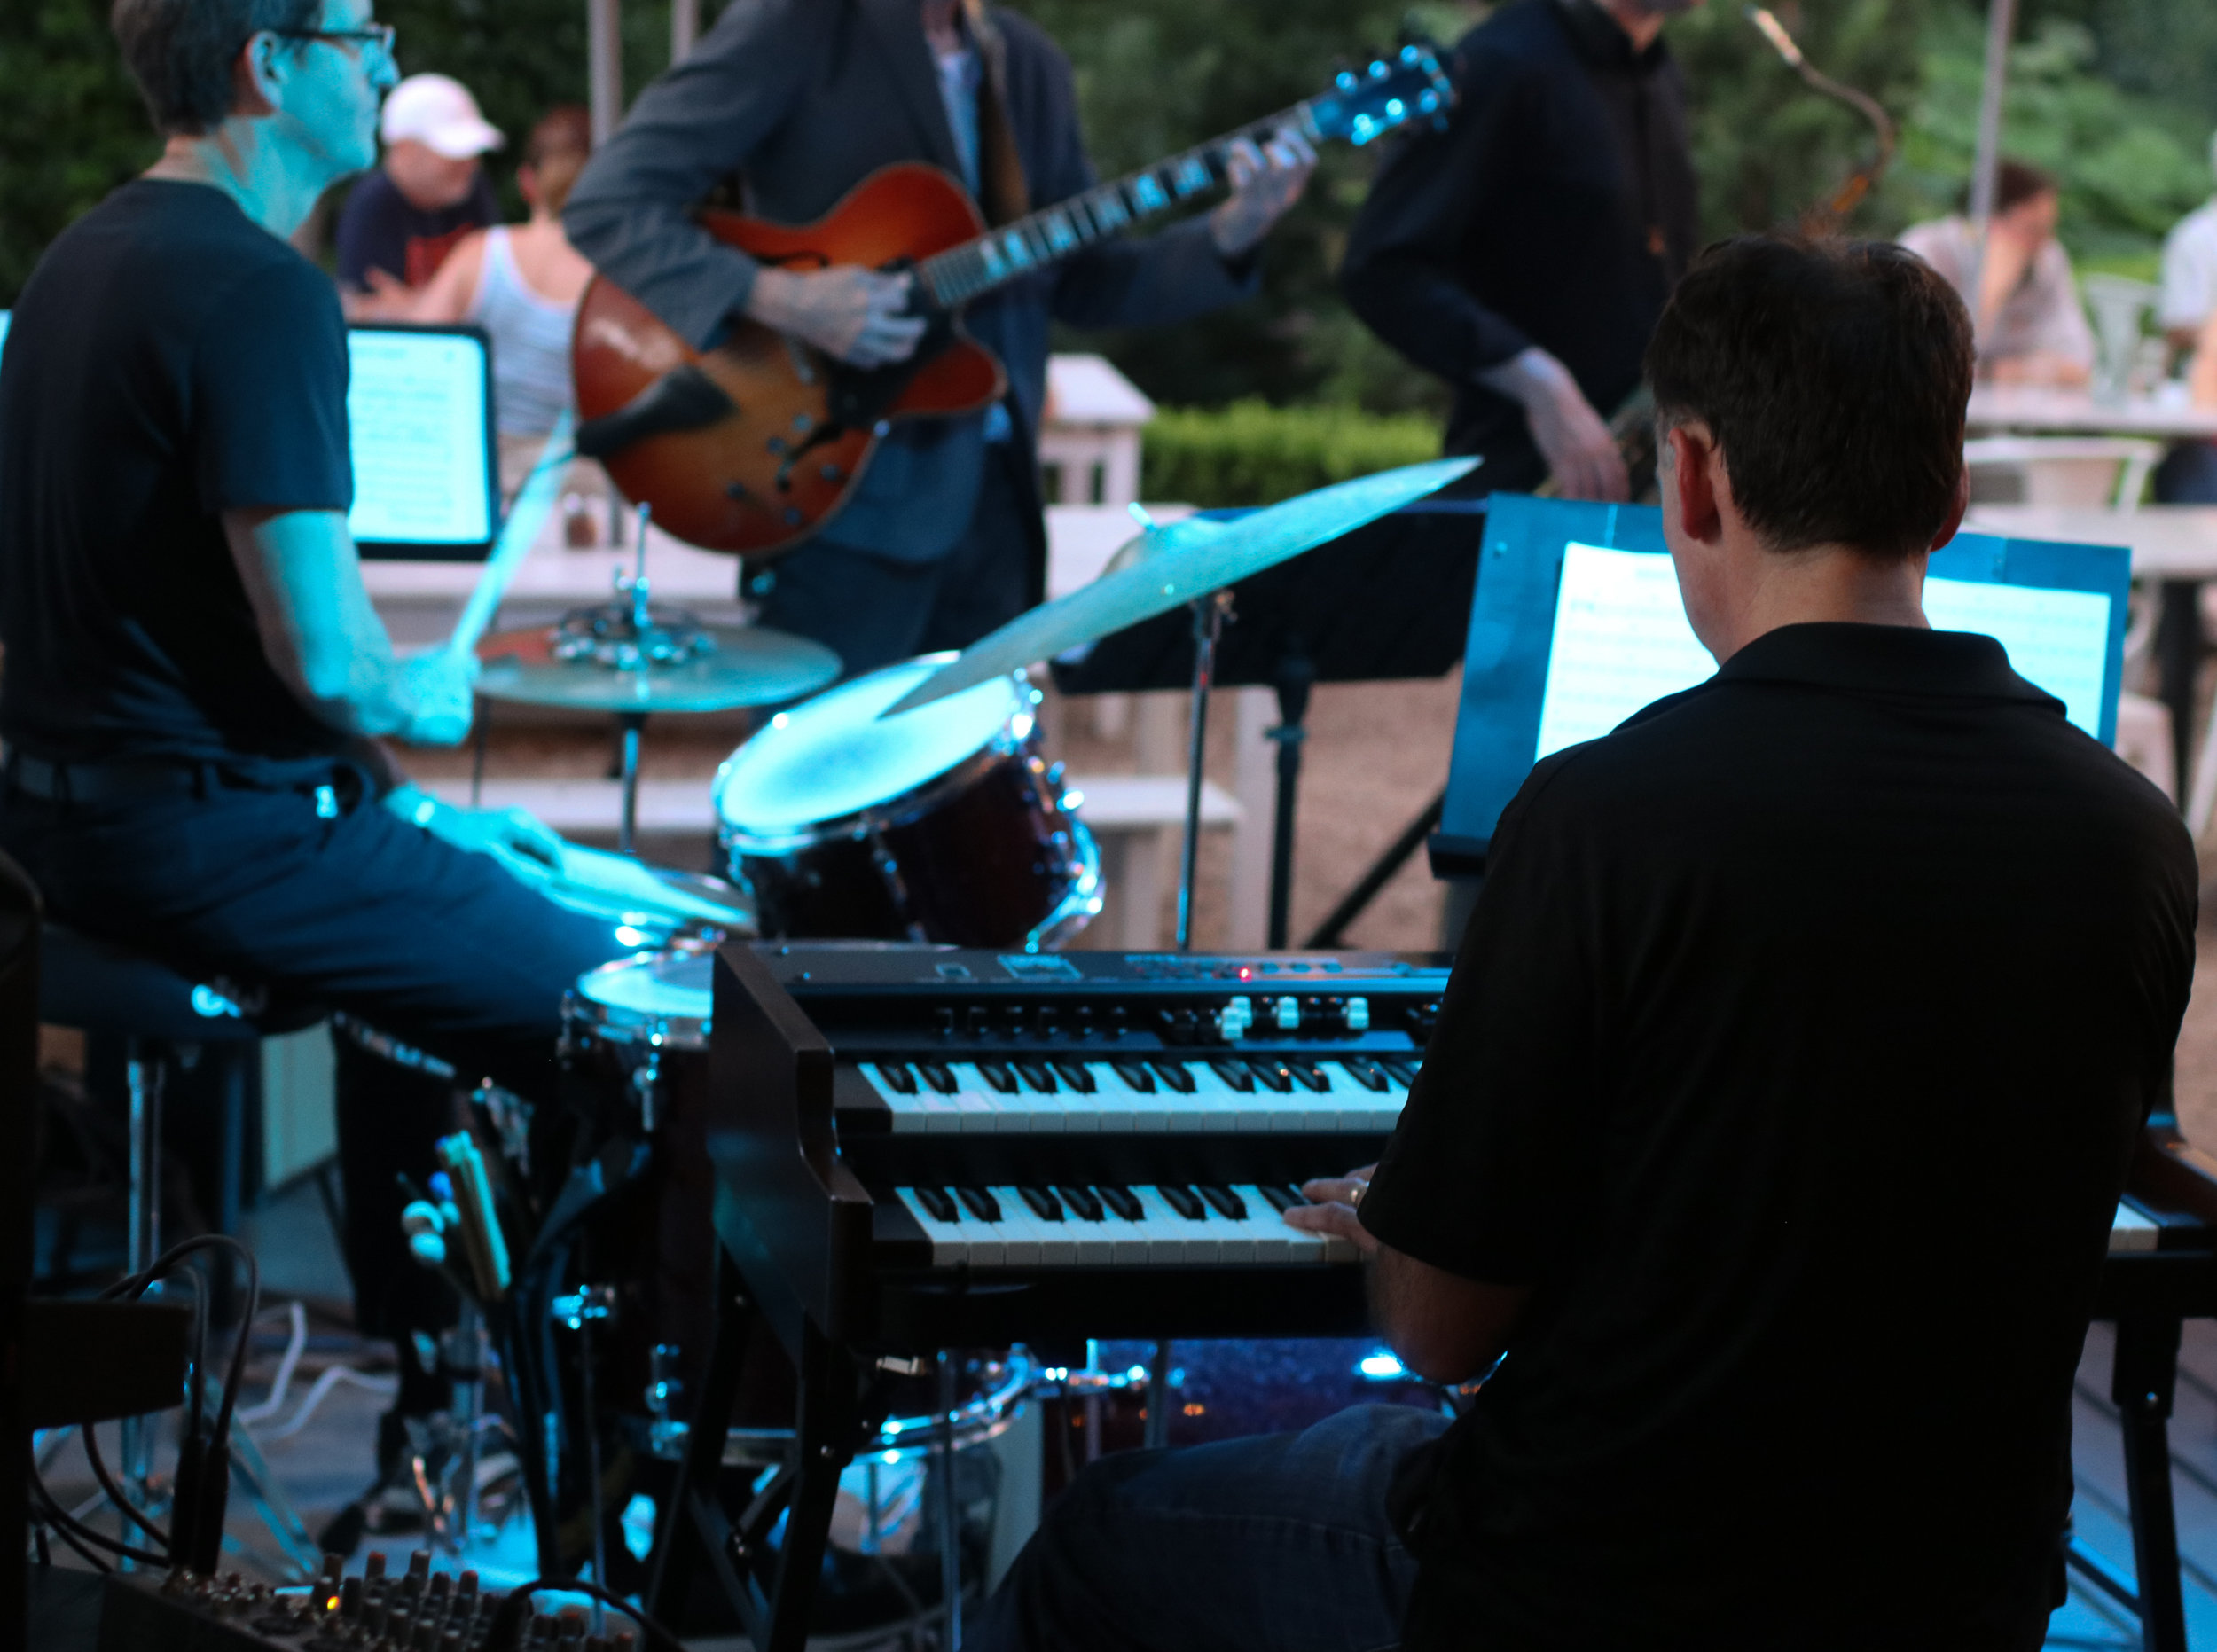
[565,0,1257,561]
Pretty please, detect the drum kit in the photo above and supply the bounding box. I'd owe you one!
[406,458,1476,1608]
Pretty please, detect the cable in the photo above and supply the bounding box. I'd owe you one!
[80,1420,169,1551]
[237,1301,309,1426]
[26,1465,166,1568]
[255,1363,400,1443]
[481,1578,685,1652]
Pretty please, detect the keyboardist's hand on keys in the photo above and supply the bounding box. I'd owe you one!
[1282,1164,1380,1257]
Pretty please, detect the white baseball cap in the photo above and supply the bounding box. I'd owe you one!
[380,74,505,159]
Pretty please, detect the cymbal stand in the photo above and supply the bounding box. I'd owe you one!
[1175,592,1234,951]
[616,502,652,855]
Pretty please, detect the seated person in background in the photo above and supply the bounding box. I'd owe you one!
[1900,158,2096,387]
[2153,134,2217,502]
[0,0,624,1458]
[336,71,501,317]
[969,237,2197,1651]
[410,104,597,497]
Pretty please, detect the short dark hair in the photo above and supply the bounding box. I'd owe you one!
[111,0,320,136]
[523,105,593,215]
[1644,236,1972,560]
[1993,158,2058,217]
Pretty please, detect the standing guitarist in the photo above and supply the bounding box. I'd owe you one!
[563,0,1313,676]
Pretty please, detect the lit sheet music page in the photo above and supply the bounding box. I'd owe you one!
[346,330,491,547]
[1534,544,1716,759]
[1921,577,2110,737]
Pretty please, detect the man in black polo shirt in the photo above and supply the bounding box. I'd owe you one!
[970,239,2196,1649]
[1341,0,1700,501]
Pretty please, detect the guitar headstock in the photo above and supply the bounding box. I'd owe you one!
[1304,43,1454,145]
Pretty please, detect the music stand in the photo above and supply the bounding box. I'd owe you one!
[1052,498,1486,947]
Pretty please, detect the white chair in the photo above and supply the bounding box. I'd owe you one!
[1962,436,2161,509]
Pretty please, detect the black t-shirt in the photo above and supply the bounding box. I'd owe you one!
[0,179,354,765]
[333,166,497,290]
[1362,623,2197,1650]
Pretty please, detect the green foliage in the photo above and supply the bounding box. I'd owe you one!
[0,0,159,303]
[1140,398,1441,505]
[1885,9,2211,263]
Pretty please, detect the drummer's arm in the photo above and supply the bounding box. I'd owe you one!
[223,507,476,747]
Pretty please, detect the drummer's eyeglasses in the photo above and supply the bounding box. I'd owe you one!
[273,21,396,59]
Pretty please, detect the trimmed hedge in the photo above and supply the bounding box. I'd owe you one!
[1138,400,1444,509]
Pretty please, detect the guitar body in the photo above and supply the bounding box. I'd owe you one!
[571,162,1008,557]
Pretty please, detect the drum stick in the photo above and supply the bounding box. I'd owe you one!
[446,407,575,661]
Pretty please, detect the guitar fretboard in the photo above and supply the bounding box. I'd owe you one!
[919,106,1316,309]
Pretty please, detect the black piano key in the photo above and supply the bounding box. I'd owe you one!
[917,1061,959,1094]
[1017,1186,1065,1222]
[874,1061,918,1095]
[1109,1060,1156,1093]
[1378,1056,1420,1087]
[1098,1184,1145,1222]
[1149,1059,1197,1094]
[1056,1185,1105,1221]
[1340,1059,1390,1092]
[1051,1060,1097,1093]
[1014,1061,1059,1094]
[1158,1184,1207,1221]
[1207,1057,1257,1093]
[954,1186,1002,1223]
[1286,1060,1331,1093]
[1257,1184,1302,1215]
[916,1186,959,1223]
[975,1061,1019,1094]
[1246,1059,1294,1095]
[1196,1184,1248,1220]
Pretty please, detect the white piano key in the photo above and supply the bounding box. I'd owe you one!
[981,1185,1048,1266]
[945,1065,1027,1132]
[1074,1064,1141,1131]
[1170,1062,1244,1131]
[863,1065,932,1131]
[895,1187,969,1267]
[1096,1188,1156,1265]
[1135,1185,1219,1264]
[947,1189,1006,1268]
[1224,1185,1294,1264]
[1057,1192,1119,1265]
[1004,1186,1080,1266]
[2111,1201,2159,1253]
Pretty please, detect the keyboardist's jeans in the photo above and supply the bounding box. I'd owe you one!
[969,1403,1449,1652]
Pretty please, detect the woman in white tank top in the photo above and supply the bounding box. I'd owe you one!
[411,107,598,493]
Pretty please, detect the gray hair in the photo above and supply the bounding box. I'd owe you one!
[112,0,321,136]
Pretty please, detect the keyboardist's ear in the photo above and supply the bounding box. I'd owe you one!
[1663,423,1725,545]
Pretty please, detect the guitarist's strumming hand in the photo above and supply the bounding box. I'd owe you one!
[745,265,928,368]
[1210,123,1319,260]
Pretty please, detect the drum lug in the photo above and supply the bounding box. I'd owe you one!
[630,1037,665,1133]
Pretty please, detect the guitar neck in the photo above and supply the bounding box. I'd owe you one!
[919,101,1317,309]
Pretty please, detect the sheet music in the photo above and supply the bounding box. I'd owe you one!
[346,329,492,547]
[1534,544,1716,758]
[1532,544,2115,762]
[1921,576,2110,736]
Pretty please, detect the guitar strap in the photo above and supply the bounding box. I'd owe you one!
[961,0,1030,227]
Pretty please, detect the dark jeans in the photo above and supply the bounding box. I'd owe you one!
[0,758,627,1345]
[754,443,1041,680]
[2155,439,2217,504]
[968,1404,1447,1652]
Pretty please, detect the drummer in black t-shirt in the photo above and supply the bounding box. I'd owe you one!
[970,241,2198,1651]
[0,0,623,1429]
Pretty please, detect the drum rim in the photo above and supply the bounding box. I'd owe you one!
[1023,818,1104,951]
[714,662,1037,848]
[563,938,717,1045]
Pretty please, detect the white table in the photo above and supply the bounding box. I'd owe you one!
[1966,387,2217,442]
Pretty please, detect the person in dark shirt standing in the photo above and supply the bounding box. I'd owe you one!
[1341,0,1700,500]
[334,71,502,317]
[0,0,623,1446]
[968,239,2196,1650]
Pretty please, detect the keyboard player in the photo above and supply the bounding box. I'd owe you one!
[969,237,2200,1649]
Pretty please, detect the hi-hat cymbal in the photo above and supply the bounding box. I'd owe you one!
[475,619,841,713]
[883,458,1479,716]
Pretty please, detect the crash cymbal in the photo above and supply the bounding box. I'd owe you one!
[475,612,841,713]
[883,458,1478,716]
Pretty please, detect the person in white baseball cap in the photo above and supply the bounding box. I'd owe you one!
[336,71,503,317]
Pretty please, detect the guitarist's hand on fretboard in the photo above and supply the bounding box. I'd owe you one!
[1210,123,1320,260]
[746,265,927,368]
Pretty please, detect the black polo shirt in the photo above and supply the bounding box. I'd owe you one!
[1339,0,1698,488]
[1362,622,2197,1649]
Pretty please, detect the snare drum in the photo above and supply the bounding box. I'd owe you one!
[712,654,1101,951]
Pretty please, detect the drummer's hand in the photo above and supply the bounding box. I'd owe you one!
[386,787,566,878]
[1479,348,1628,503]
[745,265,926,368]
[1280,1163,1380,1257]
[395,648,478,748]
